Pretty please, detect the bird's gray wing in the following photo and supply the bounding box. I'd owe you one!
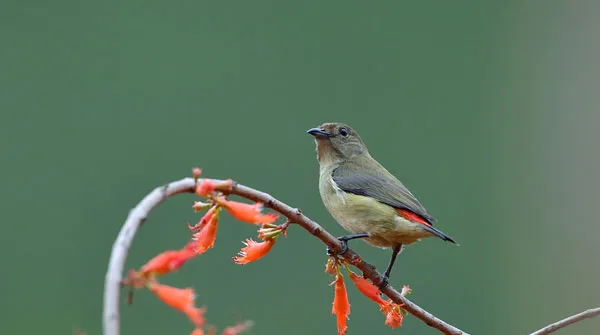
[332,156,436,224]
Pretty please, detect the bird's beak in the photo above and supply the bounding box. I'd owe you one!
[307,127,331,138]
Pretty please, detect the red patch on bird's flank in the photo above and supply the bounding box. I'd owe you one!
[397,209,431,226]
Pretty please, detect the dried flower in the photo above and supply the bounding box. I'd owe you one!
[233,239,275,265]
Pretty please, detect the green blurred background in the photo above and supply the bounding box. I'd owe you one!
[2,1,599,334]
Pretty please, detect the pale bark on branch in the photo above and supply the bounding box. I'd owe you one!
[103,177,599,335]
[529,308,600,335]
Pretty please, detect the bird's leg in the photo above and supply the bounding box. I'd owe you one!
[326,233,370,256]
[380,244,403,289]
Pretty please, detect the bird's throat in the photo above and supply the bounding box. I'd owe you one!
[315,139,342,165]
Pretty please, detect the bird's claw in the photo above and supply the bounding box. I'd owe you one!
[326,238,349,256]
[378,275,390,290]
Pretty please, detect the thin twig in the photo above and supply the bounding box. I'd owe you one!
[103,177,600,335]
[529,307,600,335]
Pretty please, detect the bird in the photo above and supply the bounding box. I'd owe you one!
[307,122,456,286]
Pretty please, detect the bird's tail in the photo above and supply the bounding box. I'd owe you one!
[421,225,458,245]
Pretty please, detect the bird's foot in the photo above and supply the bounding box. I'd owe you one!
[326,233,370,257]
[326,238,349,256]
[378,275,390,290]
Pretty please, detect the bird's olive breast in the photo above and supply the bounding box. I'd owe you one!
[319,169,396,232]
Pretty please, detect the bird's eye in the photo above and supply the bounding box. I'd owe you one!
[339,127,348,137]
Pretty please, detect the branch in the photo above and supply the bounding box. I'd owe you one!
[104,177,598,335]
[529,308,600,335]
[103,177,466,335]
[229,181,467,335]
[103,179,195,335]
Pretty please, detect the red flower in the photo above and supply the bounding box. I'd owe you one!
[140,241,196,276]
[188,206,218,232]
[331,272,350,335]
[190,328,204,335]
[233,239,275,265]
[347,271,386,307]
[196,179,216,197]
[385,306,403,329]
[193,209,220,254]
[148,282,205,326]
[347,270,406,329]
[216,197,278,224]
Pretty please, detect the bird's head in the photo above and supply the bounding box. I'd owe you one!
[307,122,368,164]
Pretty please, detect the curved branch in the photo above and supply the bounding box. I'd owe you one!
[104,177,599,335]
[529,308,600,335]
[103,177,466,335]
[103,179,195,335]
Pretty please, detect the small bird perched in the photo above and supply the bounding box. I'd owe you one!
[307,122,456,286]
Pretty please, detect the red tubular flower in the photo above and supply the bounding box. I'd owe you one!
[347,269,406,329]
[233,239,275,265]
[148,282,205,326]
[193,209,220,254]
[188,206,218,232]
[347,270,386,306]
[190,328,204,335]
[216,197,278,225]
[196,179,216,197]
[385,306,403,329]
[331,272,350,335]
[140,241,196,276]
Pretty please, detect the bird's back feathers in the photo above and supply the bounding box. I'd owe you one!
[332,155,436,225]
